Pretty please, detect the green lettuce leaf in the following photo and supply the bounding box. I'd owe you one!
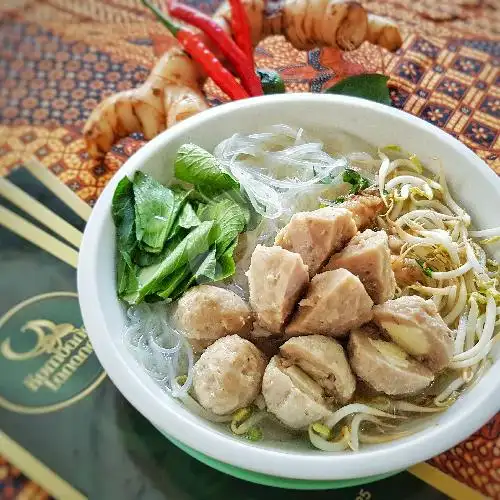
[116,252,138,298]
[133,232,186,267]
[174,144,239,191]
[169,248,218,300]
[112,177,139,297]
[134,221,217,303]
[214,238,238,281]
[178,201,201,229]
[112,176,136,259]
[133,171,189,253]
[157,264,191,300]
[198,193,249,256]
[165,201,200,242]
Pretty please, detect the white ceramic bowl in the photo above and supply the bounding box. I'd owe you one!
[78,94,500,483]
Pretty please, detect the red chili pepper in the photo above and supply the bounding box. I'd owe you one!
[166,1,263,96]
[142,0,248,100]
[228,0,254,68]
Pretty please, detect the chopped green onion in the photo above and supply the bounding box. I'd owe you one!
[246,427,263,442]
[342,169,370,195]
[311,422,331,440]
[416,259,434,278]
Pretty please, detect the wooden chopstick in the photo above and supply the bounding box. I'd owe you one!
[0,177,82,249]
[24,158,92,222]
[0,205,79,268]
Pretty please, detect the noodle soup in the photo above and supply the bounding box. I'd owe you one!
[114,124,500,452]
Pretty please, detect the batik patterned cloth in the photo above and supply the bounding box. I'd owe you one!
[0,0,499,497]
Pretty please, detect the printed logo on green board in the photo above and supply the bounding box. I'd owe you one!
[0,292,105,414]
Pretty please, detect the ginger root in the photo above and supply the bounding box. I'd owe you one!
[84,47,207,157]
[84,0,402,158]
[367,14,403,52]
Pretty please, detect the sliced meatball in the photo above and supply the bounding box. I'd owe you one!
[348,327,434,396]
[325,229,396,304]
[280,335,356,404]
[373,295,454,372]
[247,245,309,334]
[262,356,331,430]
[391,256,425,287]
[336,189,385,230]
[193,335,266,415]
[275,207,357,277]
[285,269,373,338]
[174,285,253,352]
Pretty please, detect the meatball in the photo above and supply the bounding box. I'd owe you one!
[173,285,253,352]
[193,335,266,415]
[275,207,357,277]
[325,229,396,304]
[285,269,373,338]
[247,245,309,334]
[262,356,331,430]
[348,326,434,396]
[280,336,356,404]
[373,295,454,372]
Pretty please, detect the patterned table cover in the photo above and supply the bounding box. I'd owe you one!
[0,0,499,498]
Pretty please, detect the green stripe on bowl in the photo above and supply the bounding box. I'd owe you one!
[164,433,400,490]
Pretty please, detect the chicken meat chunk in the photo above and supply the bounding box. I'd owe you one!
[286,269,373,338]
[262,355,331,430]
[336,189,385,230]
[280,336,356,404]
[193,335,267,415]
[275,207,357,277]
[247,245,309,334]
[348,327,434,396]
[373,295,454,372]
[325,229,396,304]
[174,285,253,352]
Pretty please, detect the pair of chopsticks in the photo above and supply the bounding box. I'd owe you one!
[0,158,91,268]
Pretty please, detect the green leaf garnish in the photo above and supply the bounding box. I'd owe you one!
[256,68,285,95]
[324,74,392,106]
[133,172,188,253]
[112,176,139,298]
[177,201,201,230]
[175,144,239,191]
[198,193,249,256]
[342,169,371,195]
[134,221,217,303]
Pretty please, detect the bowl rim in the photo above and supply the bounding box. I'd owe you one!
[78,93,500,481]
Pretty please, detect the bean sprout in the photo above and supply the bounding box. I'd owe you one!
[324,404,401,429]
[309,425,350,452]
